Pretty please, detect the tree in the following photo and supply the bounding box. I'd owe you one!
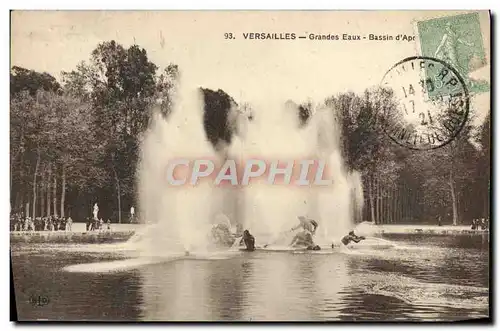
[11,66,61,97]
[326,88,402,224]
[201,88,238,152]
[11,40,489,227]
[10,67,108,219]
[156,64,179,118]
[10,67,63,217]
[478,112,491,217]
[84,40,158,223]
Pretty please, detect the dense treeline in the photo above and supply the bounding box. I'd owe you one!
[329,90,490,225]
[10,39,490,225]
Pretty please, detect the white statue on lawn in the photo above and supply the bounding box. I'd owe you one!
[93,203,99,220]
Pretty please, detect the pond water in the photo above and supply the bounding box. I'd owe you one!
[11,233,489,321]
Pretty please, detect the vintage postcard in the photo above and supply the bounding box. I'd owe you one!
[10,10,491,322]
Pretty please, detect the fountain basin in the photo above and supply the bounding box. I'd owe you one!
[10,231,135,244]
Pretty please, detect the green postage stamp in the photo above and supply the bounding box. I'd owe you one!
[417,12,490,94]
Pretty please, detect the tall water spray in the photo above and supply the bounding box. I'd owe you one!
[312,106,364,243]
[137,84,218,256]
[136,78,363,253]
[228,100,314,243]
[230,100,364,244]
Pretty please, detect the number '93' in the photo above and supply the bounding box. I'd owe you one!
[224,33,235,40]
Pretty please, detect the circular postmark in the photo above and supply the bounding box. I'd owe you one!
[381,56,470,150]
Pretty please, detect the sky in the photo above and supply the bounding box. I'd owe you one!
[11,10,490,111]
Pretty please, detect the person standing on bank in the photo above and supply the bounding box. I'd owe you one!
[66,216,73,231]
[130,206,135,223]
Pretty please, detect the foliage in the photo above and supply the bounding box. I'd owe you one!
[11,66,61,97]
[201,88,238,151]
[9,39,491,224]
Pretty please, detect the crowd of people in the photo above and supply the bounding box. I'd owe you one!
[10,213,73,232]
[11,209,372,250]
[85,217,111,231]
[10,213,114,232]
[471,218,489,230]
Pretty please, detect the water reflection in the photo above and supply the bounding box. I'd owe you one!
[137,252,351,321]
[312,254,350,320]
[140,260,212,321]
[12,234,490,321]
[207,257,246,320]
[242,254,302,320]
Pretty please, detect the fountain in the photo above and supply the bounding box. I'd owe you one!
[226,99,363,246]
[63,79,365,273]
[133,78,364,254]
[136,82,219,256]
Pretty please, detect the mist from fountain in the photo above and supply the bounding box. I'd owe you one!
[311,106,364,244]
[136,83,218,256]
[134,80,364,254]
[227,100,313,243]
[230,100,364,245]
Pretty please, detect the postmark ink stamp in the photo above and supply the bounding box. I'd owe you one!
[381,56,470,150]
